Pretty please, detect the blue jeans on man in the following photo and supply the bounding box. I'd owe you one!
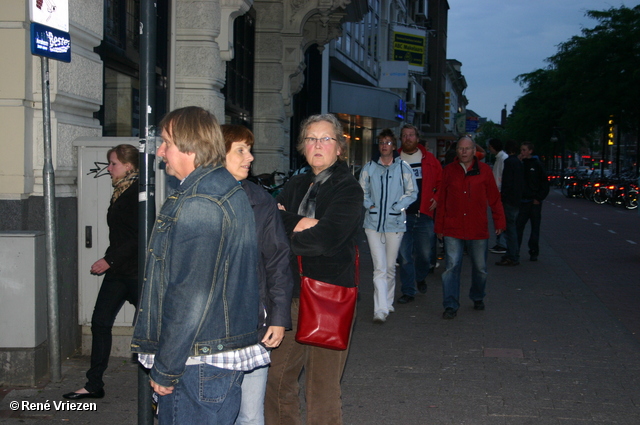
[158,363,244,425]
[398,212,435,297]
[441,237,488,311]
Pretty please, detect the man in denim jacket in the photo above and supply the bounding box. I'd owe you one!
[131,107,268,424]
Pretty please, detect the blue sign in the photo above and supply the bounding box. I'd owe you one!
[30,23,71,63]
[465,118,479,133]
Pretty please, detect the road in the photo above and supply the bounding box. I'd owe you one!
[541,187,640,340]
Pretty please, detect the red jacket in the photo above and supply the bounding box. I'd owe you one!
[398,144,442,218]
[435,158,506,240]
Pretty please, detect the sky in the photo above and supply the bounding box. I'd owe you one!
[447,0,639,123]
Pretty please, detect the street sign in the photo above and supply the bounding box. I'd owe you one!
[30,23,71,63]
[29,0,69,33]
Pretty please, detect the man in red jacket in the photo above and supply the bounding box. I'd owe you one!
[435,136,506,319]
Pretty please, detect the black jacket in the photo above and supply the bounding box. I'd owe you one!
[501,154,524,206]
[104,183,138,278]
[241,180,293,338]
[522,157,550,202]
[276,161,364,293]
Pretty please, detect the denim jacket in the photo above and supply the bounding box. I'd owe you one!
[359,156,417,233]
[131,165,259,387]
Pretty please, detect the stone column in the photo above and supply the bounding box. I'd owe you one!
[251,0,350,174]
[172,0,252,121]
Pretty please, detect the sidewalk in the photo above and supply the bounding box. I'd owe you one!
[2,231,640,424]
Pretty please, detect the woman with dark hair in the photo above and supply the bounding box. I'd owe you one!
[359,128,417,323]
[221,124,293,425]
[63,144,139,400]
[264,114,363,425]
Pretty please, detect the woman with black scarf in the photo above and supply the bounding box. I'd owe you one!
[264,114,363,425]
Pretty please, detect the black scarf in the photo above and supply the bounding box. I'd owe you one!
[297,162,339,218]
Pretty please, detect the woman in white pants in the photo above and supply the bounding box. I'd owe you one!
[359,129,417,323]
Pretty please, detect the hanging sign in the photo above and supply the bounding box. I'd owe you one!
[30,23,71,63]
[30,0,69,32]
[392,25,426,72]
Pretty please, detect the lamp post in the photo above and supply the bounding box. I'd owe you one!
[550,134,558,173]
[551,127,565,174]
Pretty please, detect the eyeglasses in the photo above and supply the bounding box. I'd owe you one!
[379,141,394,146]
[304,137,336,145]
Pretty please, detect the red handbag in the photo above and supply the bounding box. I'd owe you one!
[295,248,359,351]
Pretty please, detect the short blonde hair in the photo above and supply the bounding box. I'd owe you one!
[159,106,226,168]
[296,114,347,161]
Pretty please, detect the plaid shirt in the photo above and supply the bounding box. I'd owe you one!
[138,343,270,372]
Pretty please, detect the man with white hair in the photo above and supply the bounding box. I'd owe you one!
[435,136,506,319]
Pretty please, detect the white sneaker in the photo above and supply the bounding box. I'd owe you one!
[388,306,395,313]
[373,312,387,323]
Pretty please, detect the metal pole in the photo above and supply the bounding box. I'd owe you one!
[138,0,157,423]
[41,56,61,382]
[615,126,621,175]
[602,127,607,178]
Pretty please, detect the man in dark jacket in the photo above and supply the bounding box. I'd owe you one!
[516,142,550,262]
[496,141,524,266]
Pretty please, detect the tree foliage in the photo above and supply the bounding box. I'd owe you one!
[475,120,506,149]
[506,5,640,164]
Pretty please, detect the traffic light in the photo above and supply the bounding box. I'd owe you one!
[607,115,615,146]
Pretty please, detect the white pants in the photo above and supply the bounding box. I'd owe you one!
[365,228,404,316]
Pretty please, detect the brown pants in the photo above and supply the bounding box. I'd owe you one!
[265,298,352,425]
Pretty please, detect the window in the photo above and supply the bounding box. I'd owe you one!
[223,9,256,128]
[98,0,168,136]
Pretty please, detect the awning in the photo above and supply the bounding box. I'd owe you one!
[329,81,403,128]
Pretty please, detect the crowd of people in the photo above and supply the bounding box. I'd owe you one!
[65,106,549,424]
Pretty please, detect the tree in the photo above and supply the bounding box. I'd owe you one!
[507,5,640,172]
[475,120,506,149]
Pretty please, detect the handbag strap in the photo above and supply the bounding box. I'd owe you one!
[297,245,360,288]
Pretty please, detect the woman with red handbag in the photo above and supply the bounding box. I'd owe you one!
[264,114,363,425]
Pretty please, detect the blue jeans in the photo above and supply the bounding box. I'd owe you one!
[441,237,488,311]
[158,363,243,425]
[86,273,137,393]
[503,203,520,261]
[236,365,269,425]
[399,213,435,296]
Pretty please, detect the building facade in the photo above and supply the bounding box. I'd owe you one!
[0,0,366,385]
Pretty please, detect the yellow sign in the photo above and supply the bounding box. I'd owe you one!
[393,31,425,68]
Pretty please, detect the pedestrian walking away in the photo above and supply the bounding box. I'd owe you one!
[495,140,524,267]
[359,128,417,323]
[487,138,508,254]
